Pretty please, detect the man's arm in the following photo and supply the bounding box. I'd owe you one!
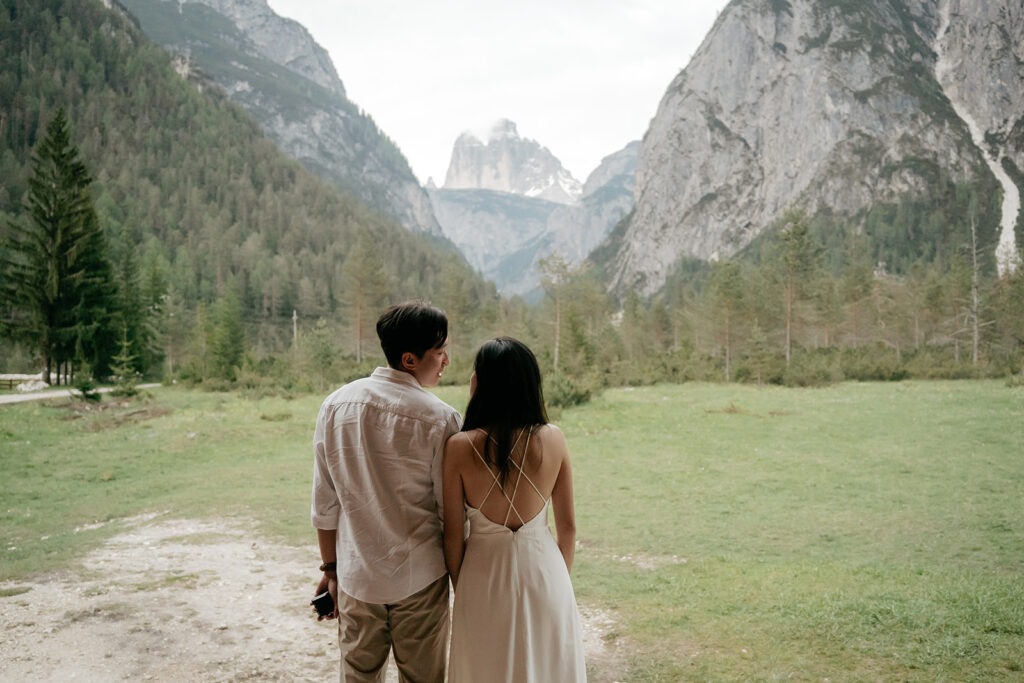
[311,402,340,619]
[314,528,338,620]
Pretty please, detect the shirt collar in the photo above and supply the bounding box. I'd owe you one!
[371,366,424,389]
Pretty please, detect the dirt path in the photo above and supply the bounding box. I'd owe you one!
[0,384,162,405]
[1,515,627,681]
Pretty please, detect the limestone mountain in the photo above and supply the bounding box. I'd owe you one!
[605,0,1023,296]
[119,0,443,237]
[431,140,637,297]
[443,119,583,205]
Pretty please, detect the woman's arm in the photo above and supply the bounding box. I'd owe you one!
[549,428,577,573]
[442,436,467,588]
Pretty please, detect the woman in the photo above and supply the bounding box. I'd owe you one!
[443,337,586,682]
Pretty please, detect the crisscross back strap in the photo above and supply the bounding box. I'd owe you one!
[467,430,524,510]
[506,429,545,503]
[467,428,547,527]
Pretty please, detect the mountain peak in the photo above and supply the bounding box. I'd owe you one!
[443,119,582,205]
[459,118,519,145]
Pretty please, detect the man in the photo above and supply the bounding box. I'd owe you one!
[311,301,461,682]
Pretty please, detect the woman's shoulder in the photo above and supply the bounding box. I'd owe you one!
[444,429,485,456]
[535,423,565,440]
[534,423,568,453]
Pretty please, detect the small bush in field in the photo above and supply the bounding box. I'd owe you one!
[545,372,592,409]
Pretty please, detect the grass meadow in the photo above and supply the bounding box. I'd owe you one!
[2,380,1022,680]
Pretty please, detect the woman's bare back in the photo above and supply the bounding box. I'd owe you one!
[455,424,568,531]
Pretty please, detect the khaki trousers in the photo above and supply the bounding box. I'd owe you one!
[336,575,449,683]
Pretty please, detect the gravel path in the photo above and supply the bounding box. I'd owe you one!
[0,515,626,681]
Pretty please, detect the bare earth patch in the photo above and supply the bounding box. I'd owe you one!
[1,516,627,681]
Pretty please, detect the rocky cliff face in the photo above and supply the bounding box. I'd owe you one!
[431,140,637,297]
[121,0,443,237]
[934,0,1024,271]
[937,0,1024,168]
[179,0,345,97]
[428,188,560,298]
[548,141,639,264]
[609,0,1023,295]
[443,120,583,205]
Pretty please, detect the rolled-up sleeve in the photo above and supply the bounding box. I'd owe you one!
[311,403,340,530]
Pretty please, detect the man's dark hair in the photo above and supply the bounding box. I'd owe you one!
[376,301,448,369]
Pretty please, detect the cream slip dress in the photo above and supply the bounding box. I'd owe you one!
[448,429,587,682]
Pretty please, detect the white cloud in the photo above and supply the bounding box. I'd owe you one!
[267,0,726,184]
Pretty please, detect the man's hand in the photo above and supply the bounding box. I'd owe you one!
[313,572,338,621]
[314,529,339,620]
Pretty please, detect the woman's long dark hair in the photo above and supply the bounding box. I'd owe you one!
[462,337,548,484]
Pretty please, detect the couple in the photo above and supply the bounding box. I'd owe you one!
[311,301,586,682]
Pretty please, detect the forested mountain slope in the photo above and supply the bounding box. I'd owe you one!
[117,0,444,238]
[0,0,495,373]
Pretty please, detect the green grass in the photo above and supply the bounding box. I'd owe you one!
[0,385,467,581]
[1,381,1022,680]
[564,382,1024,680]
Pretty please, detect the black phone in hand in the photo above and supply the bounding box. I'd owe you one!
[311,591,334,617]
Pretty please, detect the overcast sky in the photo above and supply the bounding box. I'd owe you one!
[266,1,728,185]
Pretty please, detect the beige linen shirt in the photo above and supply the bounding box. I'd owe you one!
[311,367,461,604]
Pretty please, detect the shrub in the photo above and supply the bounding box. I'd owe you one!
[545,372,592,410]
[73,360,102,402]
[838,345,907,381]
[783,351,844,387]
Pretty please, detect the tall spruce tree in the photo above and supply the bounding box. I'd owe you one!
[342,231,389,364]
[539,254,572,372]
[116,225,147,374]
[210,285,245,381]
[773,208,822,366]
[0,108,115,384]
[707,260,744,381]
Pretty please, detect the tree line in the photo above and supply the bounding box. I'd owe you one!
[535,207,1024,401]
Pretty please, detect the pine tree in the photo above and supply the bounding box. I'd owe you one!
[116,225,147,374]
[299,317,340,393]
[183,302,212,381]
[745,320,776,387]
[0,108,116,385]
[539,254,572,372]
[110,325,138,397]
[210,286,245,381]
[773,208,822,366]
[707,260,744,381]
[342,231,390,364]
[156,284,189,379]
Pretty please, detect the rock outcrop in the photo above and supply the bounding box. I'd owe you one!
[443,120,583,205]
[431,140,637,297]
